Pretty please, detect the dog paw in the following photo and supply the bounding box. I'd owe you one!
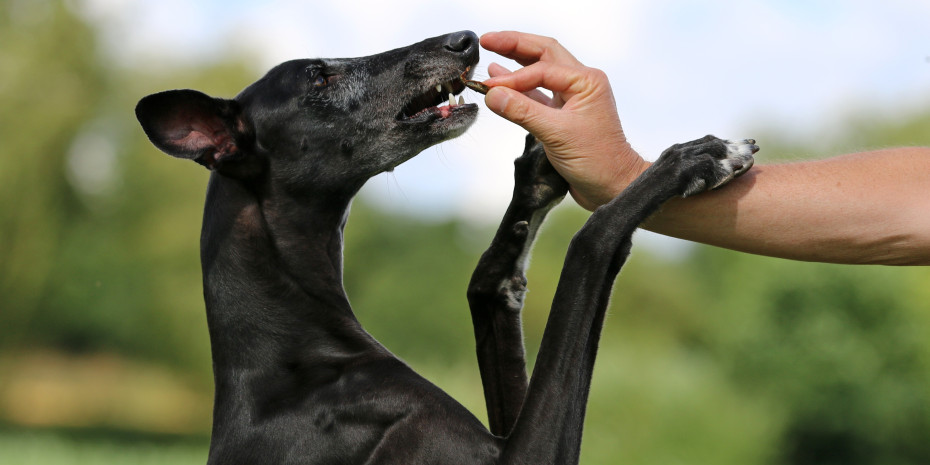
[711,139,757,189]
[657,135,758,197]
[512,134,570,210]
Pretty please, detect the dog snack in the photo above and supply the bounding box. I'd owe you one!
[460,68,490,95]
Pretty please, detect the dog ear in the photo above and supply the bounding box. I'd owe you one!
[135,89,247,170]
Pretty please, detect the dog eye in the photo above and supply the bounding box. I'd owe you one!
[306,66,331,89]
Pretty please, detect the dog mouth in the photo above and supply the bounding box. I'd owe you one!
[396,73,475,123]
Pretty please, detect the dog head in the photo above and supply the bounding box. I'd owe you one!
[135,31,480,193]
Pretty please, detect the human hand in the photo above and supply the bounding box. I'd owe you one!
[479,31,648,210]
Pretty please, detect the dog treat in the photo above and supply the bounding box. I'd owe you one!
[460,68,490,95]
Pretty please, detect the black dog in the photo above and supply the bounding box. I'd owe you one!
[136,30,756,464]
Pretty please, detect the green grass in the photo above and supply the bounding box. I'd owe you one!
[0,428,209,465]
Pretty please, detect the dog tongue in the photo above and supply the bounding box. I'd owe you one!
[439,106,453,118]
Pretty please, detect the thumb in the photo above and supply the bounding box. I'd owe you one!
[484,86,558,139]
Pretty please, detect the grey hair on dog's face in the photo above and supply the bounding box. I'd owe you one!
[232,35,480,193]
[138,32,480,196]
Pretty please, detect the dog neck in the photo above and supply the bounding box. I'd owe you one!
[199,173,385,404]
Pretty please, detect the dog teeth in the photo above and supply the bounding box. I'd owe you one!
[436,84,442,93]
[448,93,455,107]
[458,95,465,106]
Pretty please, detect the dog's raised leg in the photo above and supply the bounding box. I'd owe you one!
[498,135,757,464]
[467,134,568,436]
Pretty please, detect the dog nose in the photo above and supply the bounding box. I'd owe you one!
[443,31,478,55]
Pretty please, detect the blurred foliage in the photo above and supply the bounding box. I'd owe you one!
[0,427,208,465]
[1,1,929,464]
[1,0,104,349]
[0,0,255,381]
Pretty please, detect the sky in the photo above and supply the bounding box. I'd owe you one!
[77,0,930,229]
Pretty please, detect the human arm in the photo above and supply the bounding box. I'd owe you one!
[479,31,930,265]
[642,148,930,265]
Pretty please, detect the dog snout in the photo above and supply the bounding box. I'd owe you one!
[443,31,478,57]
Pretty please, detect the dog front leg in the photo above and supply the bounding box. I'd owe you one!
[467,134,568,437]
[500,136,757,464]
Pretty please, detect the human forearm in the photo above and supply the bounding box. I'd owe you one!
[637,147,930,265]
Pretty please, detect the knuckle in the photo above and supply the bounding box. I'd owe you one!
[540,35,559,48]
[587,68,609,82]
[539,36,562,55]
[574,67,611,95]
[577,67,609,88]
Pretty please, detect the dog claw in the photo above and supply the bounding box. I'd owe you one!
[710,173,736,190]
[717,139,757,189]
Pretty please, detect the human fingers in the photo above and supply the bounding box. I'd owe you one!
[480,31,583,68]
[484,86,564,139]
[486,62,512,78]
[484,61,594,104]
[487,62,553,107]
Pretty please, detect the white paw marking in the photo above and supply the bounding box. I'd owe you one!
[711,139,757,189]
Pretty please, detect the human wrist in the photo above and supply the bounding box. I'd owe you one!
[585,143,648,210]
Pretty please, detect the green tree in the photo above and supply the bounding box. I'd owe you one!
[0,0,255,377]
[0,0,105,345]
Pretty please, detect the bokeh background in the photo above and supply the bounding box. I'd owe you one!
[2,0,929,464]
